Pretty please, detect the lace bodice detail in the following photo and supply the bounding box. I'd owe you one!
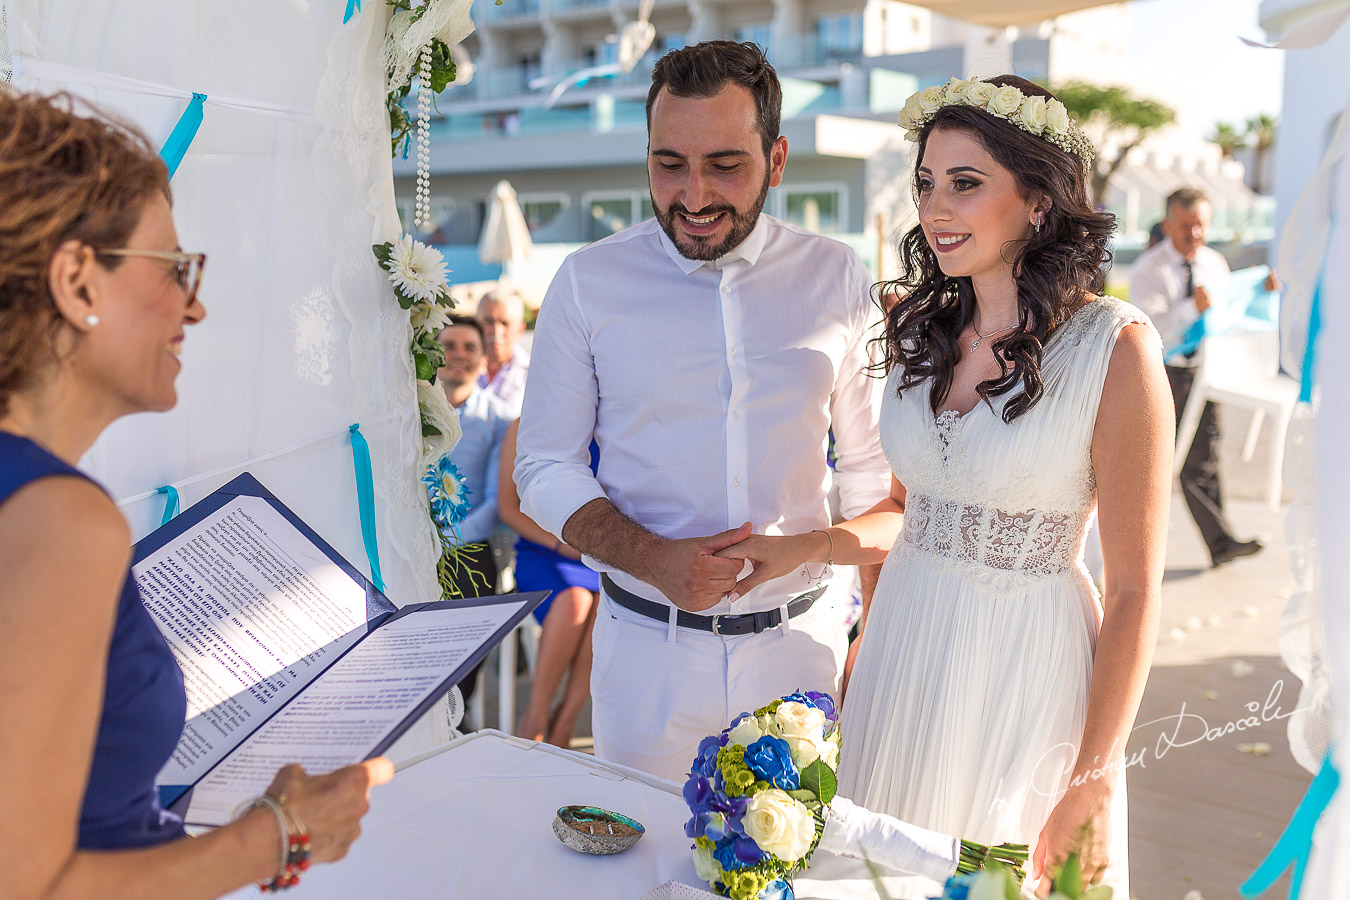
[881,299,1155,591]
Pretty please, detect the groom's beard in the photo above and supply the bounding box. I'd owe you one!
[652,174,770,262]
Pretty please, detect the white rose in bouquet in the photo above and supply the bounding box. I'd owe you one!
[692,842,722,884]
[729,714,767,747]
[743,789,817,863]
[775,701,827,739]
[786,733,839,770]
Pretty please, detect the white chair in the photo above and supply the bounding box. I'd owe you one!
[1174,329,1300,510]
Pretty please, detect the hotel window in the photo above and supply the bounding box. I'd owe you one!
[584,192,650,242]
[782,186,844,235]
[519,194,568,233]
[816,13,863,55]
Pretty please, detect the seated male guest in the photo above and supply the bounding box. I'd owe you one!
[435,315,514,596]
[476,289,530,416]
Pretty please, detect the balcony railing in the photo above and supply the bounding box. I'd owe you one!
[477,0,541,21]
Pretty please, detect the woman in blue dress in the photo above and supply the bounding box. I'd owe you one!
[0,91,390,899]
[498,419,599,747]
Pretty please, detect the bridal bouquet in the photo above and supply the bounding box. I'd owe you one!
[683,691,841,900]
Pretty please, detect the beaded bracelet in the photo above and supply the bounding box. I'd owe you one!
[249,793,313,892]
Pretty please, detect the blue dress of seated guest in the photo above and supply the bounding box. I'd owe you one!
[0,432,186,849]
[512,439,601,624]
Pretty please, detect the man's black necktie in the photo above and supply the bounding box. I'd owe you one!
[1182,260,1194,298]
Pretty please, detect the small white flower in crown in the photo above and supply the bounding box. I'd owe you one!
[898,77,1096,170]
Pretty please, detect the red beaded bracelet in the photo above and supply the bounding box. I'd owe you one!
[250,794,312,893]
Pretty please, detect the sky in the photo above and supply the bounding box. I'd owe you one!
[1125,0,1284,137]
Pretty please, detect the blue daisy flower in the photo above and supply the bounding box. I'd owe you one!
[422,457,473,538]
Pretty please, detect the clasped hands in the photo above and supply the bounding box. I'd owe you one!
[645,522,826,612]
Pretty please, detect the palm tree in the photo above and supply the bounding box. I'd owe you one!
[1209,122,1248,160]
[1246,113,1278,195]
[1052,82,1176,205]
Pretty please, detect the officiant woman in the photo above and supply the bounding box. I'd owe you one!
[0,89,391,900]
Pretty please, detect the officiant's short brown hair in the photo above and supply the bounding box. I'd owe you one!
[646,40,783,157]
[0,89,170,416]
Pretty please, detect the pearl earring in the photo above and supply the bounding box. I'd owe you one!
[84,314,99,327]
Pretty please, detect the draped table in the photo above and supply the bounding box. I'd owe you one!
[221,730,930,900]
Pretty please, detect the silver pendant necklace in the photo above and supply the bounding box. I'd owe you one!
[969,320,1019,352]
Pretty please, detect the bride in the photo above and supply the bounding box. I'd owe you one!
[717,75,1169,897]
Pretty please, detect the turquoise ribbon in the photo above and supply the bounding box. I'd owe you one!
[348,423,386,594]
[1240,748,1339,899]
[158,92,207,179]
[343,0,361,23]
[156,485,180,526]
[1299,278,1322,404]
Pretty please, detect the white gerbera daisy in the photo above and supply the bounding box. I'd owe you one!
[388,234,449,304]
[410,300,453,334]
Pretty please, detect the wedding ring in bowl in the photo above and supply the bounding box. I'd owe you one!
[552,805,646,855]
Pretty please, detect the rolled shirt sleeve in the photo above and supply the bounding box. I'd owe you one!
[829,259,891,519]
[514,257,607,538]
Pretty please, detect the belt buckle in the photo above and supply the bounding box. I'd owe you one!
[711,615,723,636]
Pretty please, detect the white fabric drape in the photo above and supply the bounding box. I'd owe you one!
[6,0,440,612]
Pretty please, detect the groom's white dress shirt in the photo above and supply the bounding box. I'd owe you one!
[516,214,890,616]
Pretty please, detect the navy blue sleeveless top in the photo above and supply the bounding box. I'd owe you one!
[0,433,186,849]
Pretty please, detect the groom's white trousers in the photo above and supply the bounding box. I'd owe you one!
[589,584,849,782]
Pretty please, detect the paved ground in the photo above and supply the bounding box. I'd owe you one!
[479,406,1311,900]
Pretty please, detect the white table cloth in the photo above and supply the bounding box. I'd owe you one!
[223,731,933,900]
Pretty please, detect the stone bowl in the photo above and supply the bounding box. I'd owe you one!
[552,805,646,855]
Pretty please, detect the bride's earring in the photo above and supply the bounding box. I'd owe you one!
[1035,216,1043,235]
[84,313,100,327]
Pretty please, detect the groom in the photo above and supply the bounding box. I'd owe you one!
[515,40,891,780]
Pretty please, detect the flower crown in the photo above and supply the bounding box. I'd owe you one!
[898,78,1096,169]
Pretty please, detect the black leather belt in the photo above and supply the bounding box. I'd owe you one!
[600,573,823,636]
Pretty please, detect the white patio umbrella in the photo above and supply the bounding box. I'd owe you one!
[897,0,1131,27]
[478,179,534,267]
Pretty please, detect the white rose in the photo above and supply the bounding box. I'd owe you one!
[897,105,917,131]
[774,701,827,739]
[1045,98,1070,135]
[785,733,839,770]
[417,380,462,466]
[963,81,995,108]
[987,85,1023,118]
[1017,95,1047,133]
[692,843,722,885]
[944,79,972,106]
[742,789,817,862]
[729,714,766,748]
[916,84,946,116]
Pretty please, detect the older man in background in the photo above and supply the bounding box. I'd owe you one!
[1131,187,1262,567]
[476,289,530,416]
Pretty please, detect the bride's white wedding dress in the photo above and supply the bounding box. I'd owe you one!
[838,298,1152,898]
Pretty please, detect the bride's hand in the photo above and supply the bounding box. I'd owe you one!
[1031,780,1113,897]
[712,531,829,599]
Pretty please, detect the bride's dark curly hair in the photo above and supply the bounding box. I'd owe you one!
[877,75,1115,423]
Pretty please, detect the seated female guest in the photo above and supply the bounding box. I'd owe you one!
[0,90,390,900]
[498,419,598,747]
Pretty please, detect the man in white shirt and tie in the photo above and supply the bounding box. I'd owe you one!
[1130,187,1262,566]
[515,41,895,780]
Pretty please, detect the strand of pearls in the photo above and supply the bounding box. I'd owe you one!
[414,40,433,230]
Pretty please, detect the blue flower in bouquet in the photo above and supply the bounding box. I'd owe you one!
[713,835,764,871]
[422,457,472,537]
[744,735,799,790]
[690,811,731,842]
[933,873,977,900]
[759,878,795,900]
[717,793,750,836]
[684,773,716,814]
[693,734,723,777]
[802,691,837,722]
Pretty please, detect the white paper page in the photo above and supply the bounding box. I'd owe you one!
[136,495,370,788]
[183,602,522,826]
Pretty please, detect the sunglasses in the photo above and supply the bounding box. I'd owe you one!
[96,249,207,306]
